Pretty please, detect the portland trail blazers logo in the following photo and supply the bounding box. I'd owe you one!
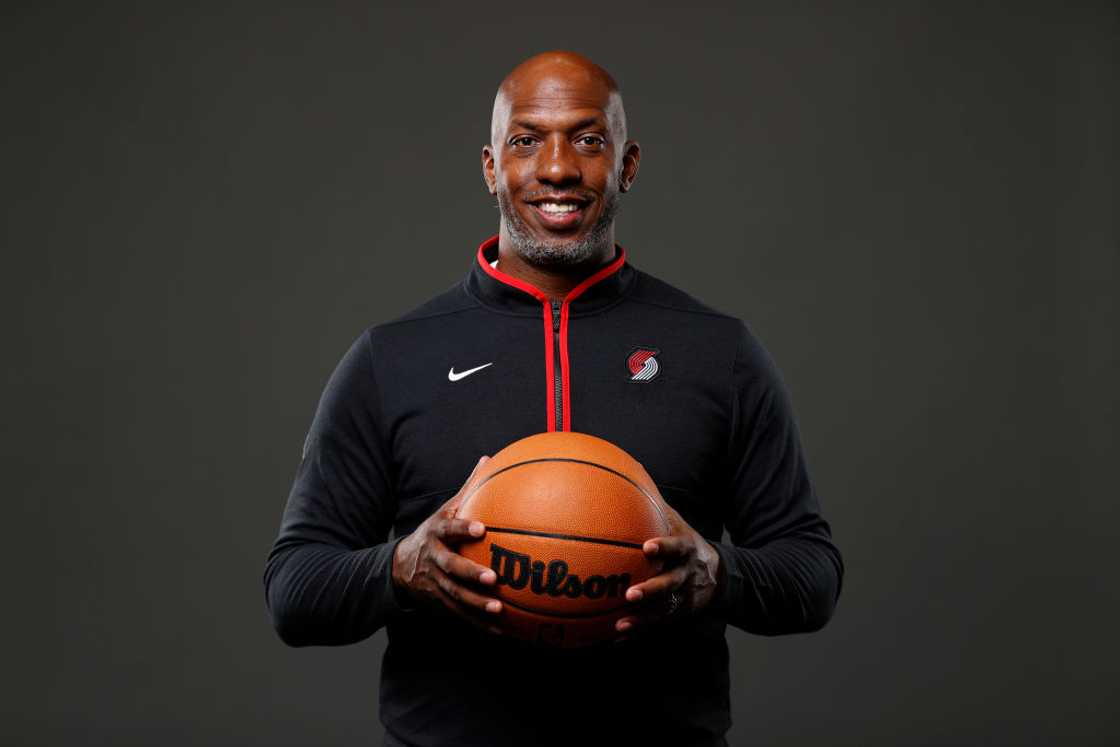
[627,347,660,383]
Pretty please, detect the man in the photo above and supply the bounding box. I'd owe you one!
[264,51,843,746]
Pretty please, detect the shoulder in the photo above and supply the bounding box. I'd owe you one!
[380,279,479,328]
[624,265,755,352]
[359,279,482,348]
[626,266,738,321]
[625,265,780,387]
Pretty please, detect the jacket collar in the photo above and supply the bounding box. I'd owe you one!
[465,235,634,316]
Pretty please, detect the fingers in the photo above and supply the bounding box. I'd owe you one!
[642,535,689,560]
[447,455,491,507]
[433,566,503,616]
[462,454,491,491]
[431,542,498,586]
[614,587,682,633]
[619,535,689,604]
[616,608,657,633]
[424,539,504,632]
[440,455,493,540]
[615,561,690,633]
[426,537,502,621]
[624,565,689,604]
[436,516,488,543]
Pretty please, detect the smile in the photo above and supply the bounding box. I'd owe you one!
[537,202,579,213]
[528,200,588,230]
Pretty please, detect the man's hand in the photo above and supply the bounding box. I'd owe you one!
[391,456,504,634]
[615,499,721,634]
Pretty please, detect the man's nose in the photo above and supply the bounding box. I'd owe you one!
[536,137,581,185]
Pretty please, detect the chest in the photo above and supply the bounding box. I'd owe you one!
[380,307,734,535]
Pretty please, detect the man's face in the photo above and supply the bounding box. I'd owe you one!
[484,68,638,267]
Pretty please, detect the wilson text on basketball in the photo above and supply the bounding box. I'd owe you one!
[488,543,630,599]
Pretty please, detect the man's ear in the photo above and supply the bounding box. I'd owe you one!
[481,145,497,195]
[619,140,641,193]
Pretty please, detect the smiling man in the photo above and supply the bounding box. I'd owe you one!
[264,51,843,747]
[484,53,636,285]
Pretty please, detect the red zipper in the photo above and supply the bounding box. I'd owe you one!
[476,237,627,432]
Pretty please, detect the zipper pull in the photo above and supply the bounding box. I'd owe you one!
[551,300,561,332]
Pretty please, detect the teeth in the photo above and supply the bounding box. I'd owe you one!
[538,202,579,214]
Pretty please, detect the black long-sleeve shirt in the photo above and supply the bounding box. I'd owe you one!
[263,236,843,746]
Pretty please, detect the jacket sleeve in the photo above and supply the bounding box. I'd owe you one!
[262,328,408,646]
[708,323,844,635]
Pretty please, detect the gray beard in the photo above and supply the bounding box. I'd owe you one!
[497,187,620,267]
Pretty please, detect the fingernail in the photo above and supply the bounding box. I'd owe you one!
[645,542,659,554]
[486,600,501,614]
[489,626,502,636]
[617,620,632,632]
[469,521,485,536]
[480,570,497,584]
[626,588,643,602]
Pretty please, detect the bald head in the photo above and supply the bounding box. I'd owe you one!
[490,51,627,147]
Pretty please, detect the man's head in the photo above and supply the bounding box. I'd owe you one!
[482,51,641,268]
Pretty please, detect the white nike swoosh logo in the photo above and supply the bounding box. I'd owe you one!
[448,362,493,382]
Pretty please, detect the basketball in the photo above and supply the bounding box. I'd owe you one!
[456,431,670,647]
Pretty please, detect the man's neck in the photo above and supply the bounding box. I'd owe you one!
[496,231,617,302]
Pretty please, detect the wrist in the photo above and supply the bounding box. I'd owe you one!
[389,535,417,611]
[390,536,407,589]
[699,539,725,612]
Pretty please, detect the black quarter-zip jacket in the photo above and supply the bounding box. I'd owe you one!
[264,236,843,747]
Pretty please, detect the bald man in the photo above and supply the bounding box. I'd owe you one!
[265,51,843,747]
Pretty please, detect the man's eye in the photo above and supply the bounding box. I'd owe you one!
[510,136,536,147]
[578,136,604,146]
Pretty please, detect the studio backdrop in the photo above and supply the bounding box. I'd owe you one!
[2,2,1116,746]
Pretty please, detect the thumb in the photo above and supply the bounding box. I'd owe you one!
[447,455,491,509]
[651,491,683,529]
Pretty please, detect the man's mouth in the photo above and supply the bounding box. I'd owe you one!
[526,196,590,230]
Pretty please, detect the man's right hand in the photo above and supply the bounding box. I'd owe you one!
[391,456,503,634]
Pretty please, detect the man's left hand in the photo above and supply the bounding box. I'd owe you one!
[615,501,721,633]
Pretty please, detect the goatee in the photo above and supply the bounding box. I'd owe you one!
[497,188,621,268]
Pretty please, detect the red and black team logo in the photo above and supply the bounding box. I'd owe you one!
[627,347,660,383]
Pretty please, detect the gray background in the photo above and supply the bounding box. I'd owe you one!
[3,2,1116,745]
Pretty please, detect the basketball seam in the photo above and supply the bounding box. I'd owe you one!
[485,526,644,549]
[458,457,672,536]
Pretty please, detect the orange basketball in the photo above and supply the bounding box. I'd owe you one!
[456,431,670,648]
